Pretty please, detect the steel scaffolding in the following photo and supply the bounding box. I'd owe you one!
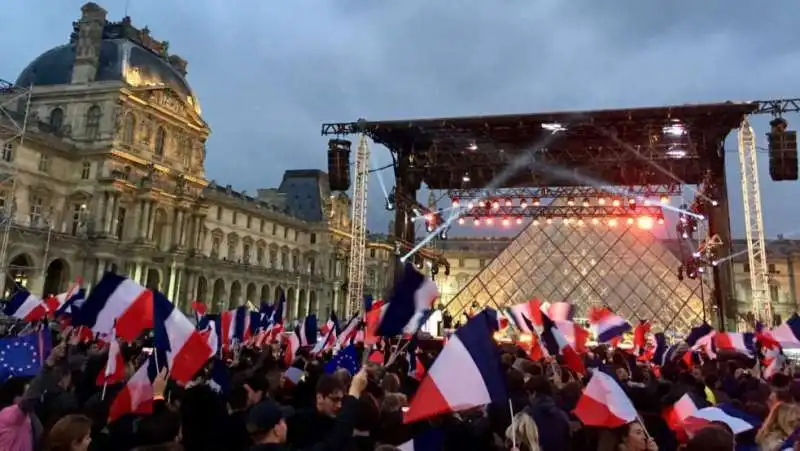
[0,81,32,296]
[345,133,370,317]
[738,119,771,325]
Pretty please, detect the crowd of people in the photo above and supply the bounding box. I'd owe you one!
[0,320,798,451]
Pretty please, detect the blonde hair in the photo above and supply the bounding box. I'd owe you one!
[505,412,540,451]
[756,402,800,446]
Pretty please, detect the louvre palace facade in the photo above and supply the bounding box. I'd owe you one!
[0,3,393,320]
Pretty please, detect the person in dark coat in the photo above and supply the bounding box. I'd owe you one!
[524,376,570,451]
[285,374,346,449]
[247,368,367,451]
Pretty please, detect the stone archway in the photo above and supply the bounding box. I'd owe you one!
[43,259,70,296]
[261,284,271,303]
[230,281,243,306]
[6,253,35,296]
[197,276,209,301]
[145,268,161,291]
[246,283,257,306]
[274,286,284,302]
[212,279,226,311]
[299,289,307,317]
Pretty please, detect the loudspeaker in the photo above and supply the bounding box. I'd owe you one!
[327,139,351,191]
[768,130,798,181]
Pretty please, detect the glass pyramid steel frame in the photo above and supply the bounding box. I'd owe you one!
[444,219,710,334]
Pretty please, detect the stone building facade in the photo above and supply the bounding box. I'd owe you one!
[0,3,392,320]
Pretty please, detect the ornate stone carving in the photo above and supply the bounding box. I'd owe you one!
[151,90,187,117]
[140,116,153,145]
[175,174,187,195]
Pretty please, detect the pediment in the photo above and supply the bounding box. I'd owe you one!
[130,87,208,130]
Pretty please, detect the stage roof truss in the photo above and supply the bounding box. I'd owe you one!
[447,184,682,201]
[461,205,665,219]
[322,102,758,188]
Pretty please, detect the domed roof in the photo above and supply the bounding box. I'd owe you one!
[16,37,200,114]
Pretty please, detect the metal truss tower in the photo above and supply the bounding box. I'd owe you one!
[345,133,370,316]
[0,81,32,296]
[738,118,771,325]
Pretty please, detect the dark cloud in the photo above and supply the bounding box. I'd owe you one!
[2,0,799,237]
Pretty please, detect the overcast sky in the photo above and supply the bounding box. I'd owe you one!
[2,1,800,240]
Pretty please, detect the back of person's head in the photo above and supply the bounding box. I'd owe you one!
[524,375,552,397]
[315,374,344,397]
[44,414,92,451]
[137,409,181,446]
[505,411,540,451]
[683,425,734,451]
[0,376,31,408]
[373,446,399,451]
[380,373,400,393]
[228,385,249,411]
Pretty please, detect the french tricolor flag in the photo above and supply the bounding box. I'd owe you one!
[108,351,163,423]
[96,330,126,386]
[398,428,444,451]
[771,314,800,349]
[541,314,585,374]
[45,280,84,316]
[377,263,439,338]
[402,309,505,424]
[75,273,153,342]
[284,332,300,367]
[153,293,216,384]
[713,332,755,356]
[3,289,47,322]
[573,371,637,428]
[588,307,631,344]
[663,393,755,435]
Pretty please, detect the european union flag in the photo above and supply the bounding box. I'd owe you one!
[324,345,359,375]
[0,329,51,381]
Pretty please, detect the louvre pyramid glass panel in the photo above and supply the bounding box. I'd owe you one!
[445,220,710,333]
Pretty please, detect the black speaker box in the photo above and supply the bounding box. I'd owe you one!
[327,139,351,191]
[768,131,798,181]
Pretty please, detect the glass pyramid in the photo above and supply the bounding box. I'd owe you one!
[445,219,711,333]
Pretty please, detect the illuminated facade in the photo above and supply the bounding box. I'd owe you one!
[0,3,392,319]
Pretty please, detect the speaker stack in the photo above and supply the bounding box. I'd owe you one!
[328,139,352,191]
[768,118,798,181]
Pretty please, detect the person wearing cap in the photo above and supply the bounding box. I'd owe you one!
[246,367,368,451]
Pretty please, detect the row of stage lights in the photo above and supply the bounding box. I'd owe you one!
[453,215,664,230]
[451,195,671,210]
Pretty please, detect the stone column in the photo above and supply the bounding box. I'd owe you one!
[106,193,118,235]
[132,201,142,241]
[95,192,107,233]
[167,261,178,301]
[94,258,105,285]
[332,287,339,318]
[147,201,157,242]
[194,215,203,249]
[175,209,185,248]
[133,262,143,283]
[138,200,150,240]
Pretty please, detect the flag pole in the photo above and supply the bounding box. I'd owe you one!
[509,399,517,450]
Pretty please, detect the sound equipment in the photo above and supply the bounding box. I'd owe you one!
[768,125,798,181]
[327,139,351,191]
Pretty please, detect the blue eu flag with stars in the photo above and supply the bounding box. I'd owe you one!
[324,345,359,375]
[0,329,51,381]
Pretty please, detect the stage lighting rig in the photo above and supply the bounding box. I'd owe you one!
[677,234,723,281]
[385,188,396,211]
[675,204,699,239]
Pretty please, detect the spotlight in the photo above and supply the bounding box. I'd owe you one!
[660,195,669,204]
[439,228,449,240]
[546,218,553,225]
[478,200,486,208]
[491,200,500,210]
[592,218,599,225]
[384,198,394,211]
[452,198,460,208]
[502,217,510,227]
[582,198,590,207]
[515,217,523,225]
[657,217,665,225]
[473,218,480,227]
[520,199,528,209]
[637,216,654,230]
[598,197,607,205]
[467,201,475,209]
[576,218,584,226]
[486,217,494,225]
[567,197,575,206]
[458,217,465,225]
[444,264,451,276]
[608,218,618,227]
[626,217,634,225]
[532,197,541,206]
[504,198,512,207]
[532,218,540,226]
[612,199,621,207]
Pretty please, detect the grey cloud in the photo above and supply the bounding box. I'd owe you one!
[2,0,800,238]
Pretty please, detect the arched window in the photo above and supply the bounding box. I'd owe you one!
[154,127,166,156]
[85,105,101,139]
[123,114,136,144]
[49,108,64,130]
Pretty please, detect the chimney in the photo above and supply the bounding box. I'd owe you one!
[71,2,107,84]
